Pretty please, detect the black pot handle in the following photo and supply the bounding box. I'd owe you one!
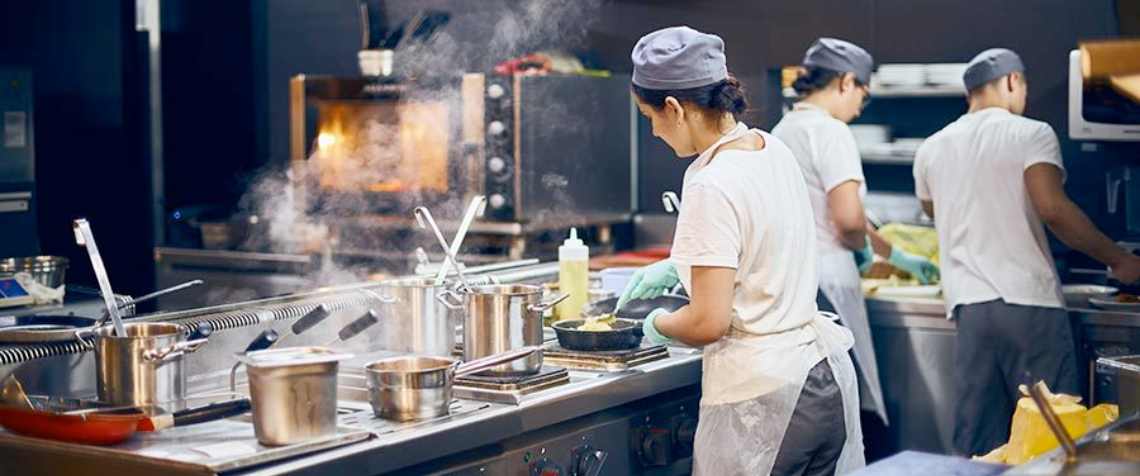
[172,398,252,427]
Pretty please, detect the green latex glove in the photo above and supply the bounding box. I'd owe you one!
[615,260,680,310]
[642,308,673,345]
[853,236,874,274]
[888,247,941,284]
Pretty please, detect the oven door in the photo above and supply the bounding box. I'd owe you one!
[290,75,485,215]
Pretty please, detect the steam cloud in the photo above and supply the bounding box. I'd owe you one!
[236,0,605,287]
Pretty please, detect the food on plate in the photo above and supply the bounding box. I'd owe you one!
[1115,292,1140,303]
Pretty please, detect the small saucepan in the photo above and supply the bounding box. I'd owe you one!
[552,318,644,351]
[364,346,541,422]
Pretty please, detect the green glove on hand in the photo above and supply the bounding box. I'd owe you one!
[642,308,673,345]
[615,260,680,311]
[853,236,874,274]
[888,247,941,284]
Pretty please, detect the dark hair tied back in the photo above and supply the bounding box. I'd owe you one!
[632,74,748,116]
[791,66,845,96]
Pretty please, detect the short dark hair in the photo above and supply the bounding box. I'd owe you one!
[791,66,862,96]
[632,75,748,116]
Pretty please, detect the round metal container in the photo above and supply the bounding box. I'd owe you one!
[365,356,455,422]
[237,347,351,446]
[0,256,69,288]
[370,278,459,357]
[463,284,559,376]
[94,322,187,407]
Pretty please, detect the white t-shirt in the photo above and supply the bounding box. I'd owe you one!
[913,107,1066,316]
[670,123,821,336]
[772,103,867,257]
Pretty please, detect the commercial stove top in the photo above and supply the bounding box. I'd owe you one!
[542,343,670,371]
[453,366,571,405]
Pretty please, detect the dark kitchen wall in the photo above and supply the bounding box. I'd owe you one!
[0,0,155,293]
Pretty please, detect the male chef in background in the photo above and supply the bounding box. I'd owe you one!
[913,48,1140,456]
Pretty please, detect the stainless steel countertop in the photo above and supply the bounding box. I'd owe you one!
[865,294,1140,329]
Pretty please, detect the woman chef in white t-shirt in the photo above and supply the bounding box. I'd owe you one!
[616,26,865,475]
[772,38,940,430]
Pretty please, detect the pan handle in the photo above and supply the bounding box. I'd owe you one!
[528,293,569,313]
[144,338,208,363]
[453,345,543,378]
[74,328,96,350]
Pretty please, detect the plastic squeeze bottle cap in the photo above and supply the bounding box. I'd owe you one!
[559,228,588,260]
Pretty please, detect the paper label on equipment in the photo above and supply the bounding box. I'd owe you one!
[3,111,26,148]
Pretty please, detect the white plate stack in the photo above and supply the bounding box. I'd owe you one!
[873,64,927,87]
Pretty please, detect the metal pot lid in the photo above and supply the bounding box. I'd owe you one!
[0,315,97,344]
[237,346,353,367]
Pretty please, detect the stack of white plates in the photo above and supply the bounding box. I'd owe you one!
[850,124,892,148]
[926,63,968,86]
[874,64,927,87]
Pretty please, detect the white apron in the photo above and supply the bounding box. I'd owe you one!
[818,250,889,423]
[674,126,865,476]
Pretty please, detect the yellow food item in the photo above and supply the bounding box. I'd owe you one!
[877,223,940,265]
[578,321,613,332]
[988,384,1119,464]
[578,313,616,331]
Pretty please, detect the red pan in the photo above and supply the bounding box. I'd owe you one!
[0,398,251,446]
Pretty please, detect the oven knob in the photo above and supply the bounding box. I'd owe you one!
[571,445,609,476]
[489,194,508,209]
[636,427,674,467]
[530,458,563,476]
[488,120,507,136]
[488,156,507,174]
[487,84,505,99]
[672,416,698,456]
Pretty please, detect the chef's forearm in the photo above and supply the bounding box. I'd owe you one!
[654,266,736,346]
[867,226,893,258]
[655,306,724,346]
[1044,198,1131,268]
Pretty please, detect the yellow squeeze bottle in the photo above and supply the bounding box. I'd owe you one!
[557,228,589,321]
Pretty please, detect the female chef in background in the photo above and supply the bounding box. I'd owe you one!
[772,38,940,436]
[617,26,865,475]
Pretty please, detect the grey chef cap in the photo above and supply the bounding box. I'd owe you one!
[632,26,728,90]
[963,48,1025,91]
[803,38,874,85]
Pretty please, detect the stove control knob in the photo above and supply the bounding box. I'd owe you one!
[571,445,609,476]
[488,120,507,136]
[530,458,563,476]
[488,156,507,174]
[636,427,674,467]
[487,84,505,99]
[672,416,698,456]
[489,194,508,209]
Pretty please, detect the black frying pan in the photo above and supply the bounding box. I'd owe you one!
[587,294,689,321]
[552,318,644,351]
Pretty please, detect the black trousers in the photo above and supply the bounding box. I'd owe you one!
[952,299,1079,456]
[771,360,847,476]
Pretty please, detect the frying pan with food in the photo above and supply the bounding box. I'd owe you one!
[552,318,644,351]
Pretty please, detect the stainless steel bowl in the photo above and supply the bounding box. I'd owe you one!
[365,356,455,422]
[0,256,69,288]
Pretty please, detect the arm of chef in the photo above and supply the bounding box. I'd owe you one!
[659,182,739,346]
[913,142,935,220]
[1025,162,1133,272]
[822,124,869,250]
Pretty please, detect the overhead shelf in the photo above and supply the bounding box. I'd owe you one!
[783,84,965,99]
[861,151,916,165]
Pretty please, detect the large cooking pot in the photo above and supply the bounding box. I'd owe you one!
[90,322,207,407]
[364,346,540,422]
[462,284,566,376]
[233,346,352,446]
[370,278,461,357]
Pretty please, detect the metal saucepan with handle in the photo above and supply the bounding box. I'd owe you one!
[364,345,542,422]
[552,318,644,352]
[87,322,212,408]
[458,284,567,376]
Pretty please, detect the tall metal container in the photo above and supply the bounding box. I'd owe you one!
[370,278,461,357]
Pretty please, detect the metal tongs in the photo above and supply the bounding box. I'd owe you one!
[413,196,487,291]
